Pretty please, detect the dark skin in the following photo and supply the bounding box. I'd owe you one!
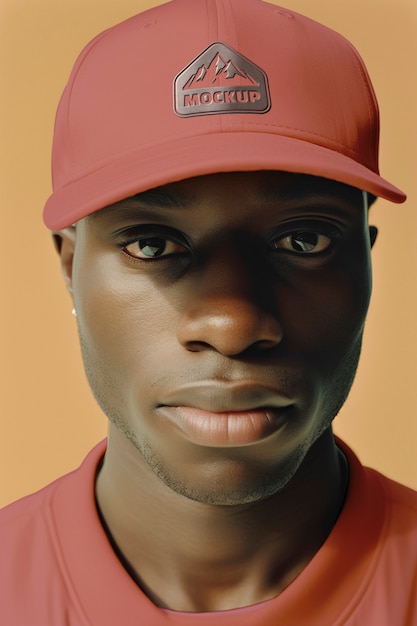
[55,171,377,612]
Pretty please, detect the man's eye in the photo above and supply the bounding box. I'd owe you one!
[272,231,332,254]
[122,236,188,260]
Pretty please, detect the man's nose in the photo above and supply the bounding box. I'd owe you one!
[176,244,283,356]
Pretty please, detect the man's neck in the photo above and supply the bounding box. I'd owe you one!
[95,426,348,612]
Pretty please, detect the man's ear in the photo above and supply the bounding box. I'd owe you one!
[369,225,378,249]
[52,226,77,295]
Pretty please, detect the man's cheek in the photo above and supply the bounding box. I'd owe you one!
[281,275,369,355]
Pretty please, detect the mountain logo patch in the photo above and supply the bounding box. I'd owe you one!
[174,42,271,117]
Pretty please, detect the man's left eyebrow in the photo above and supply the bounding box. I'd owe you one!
[261,178,363,207]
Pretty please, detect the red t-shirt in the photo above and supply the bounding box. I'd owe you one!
[1,439,416,625]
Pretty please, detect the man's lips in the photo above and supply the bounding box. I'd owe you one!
[156,381,295,446]
[158,380,295,412]
[157,406,291,446]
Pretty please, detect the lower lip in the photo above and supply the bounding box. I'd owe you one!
[158,406,289,447]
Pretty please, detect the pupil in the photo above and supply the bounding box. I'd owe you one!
[139,237,166,257]
[292,233,318,253]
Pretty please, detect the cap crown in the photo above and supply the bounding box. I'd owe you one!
[44,0,405,229]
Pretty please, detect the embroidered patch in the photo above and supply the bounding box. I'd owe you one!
[174,42,271,117]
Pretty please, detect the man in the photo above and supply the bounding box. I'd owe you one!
[1,0,416,624]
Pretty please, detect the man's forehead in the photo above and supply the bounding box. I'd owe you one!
[87,173,365,222]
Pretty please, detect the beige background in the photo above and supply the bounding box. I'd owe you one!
[1,0,416,508]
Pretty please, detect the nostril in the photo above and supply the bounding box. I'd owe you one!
[177,305,283,357]
[183,341,212,353]
[254,339,281,351]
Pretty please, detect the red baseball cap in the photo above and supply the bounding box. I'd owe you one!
[43,0,406,230]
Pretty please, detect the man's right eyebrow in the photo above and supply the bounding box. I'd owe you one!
[87,186,191,221]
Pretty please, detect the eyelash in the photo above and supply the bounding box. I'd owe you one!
[117,226,190,261]
[269,223,341,256]
[116,222,341,263]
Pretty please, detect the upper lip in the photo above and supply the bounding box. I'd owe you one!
[158,380,295,413]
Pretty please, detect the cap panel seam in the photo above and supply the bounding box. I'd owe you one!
[59,30,111,188]
[205,0,219,134]
[209,0,241,133]
[343,39,380,167]
[222,0,245,133]
[232,121,369,161]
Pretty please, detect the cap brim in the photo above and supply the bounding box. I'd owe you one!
[43,131,406,230]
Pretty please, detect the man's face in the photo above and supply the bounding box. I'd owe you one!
[59,171,375,505]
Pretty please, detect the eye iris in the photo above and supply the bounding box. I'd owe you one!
[139,237,166,257]
[292,232,318,253]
